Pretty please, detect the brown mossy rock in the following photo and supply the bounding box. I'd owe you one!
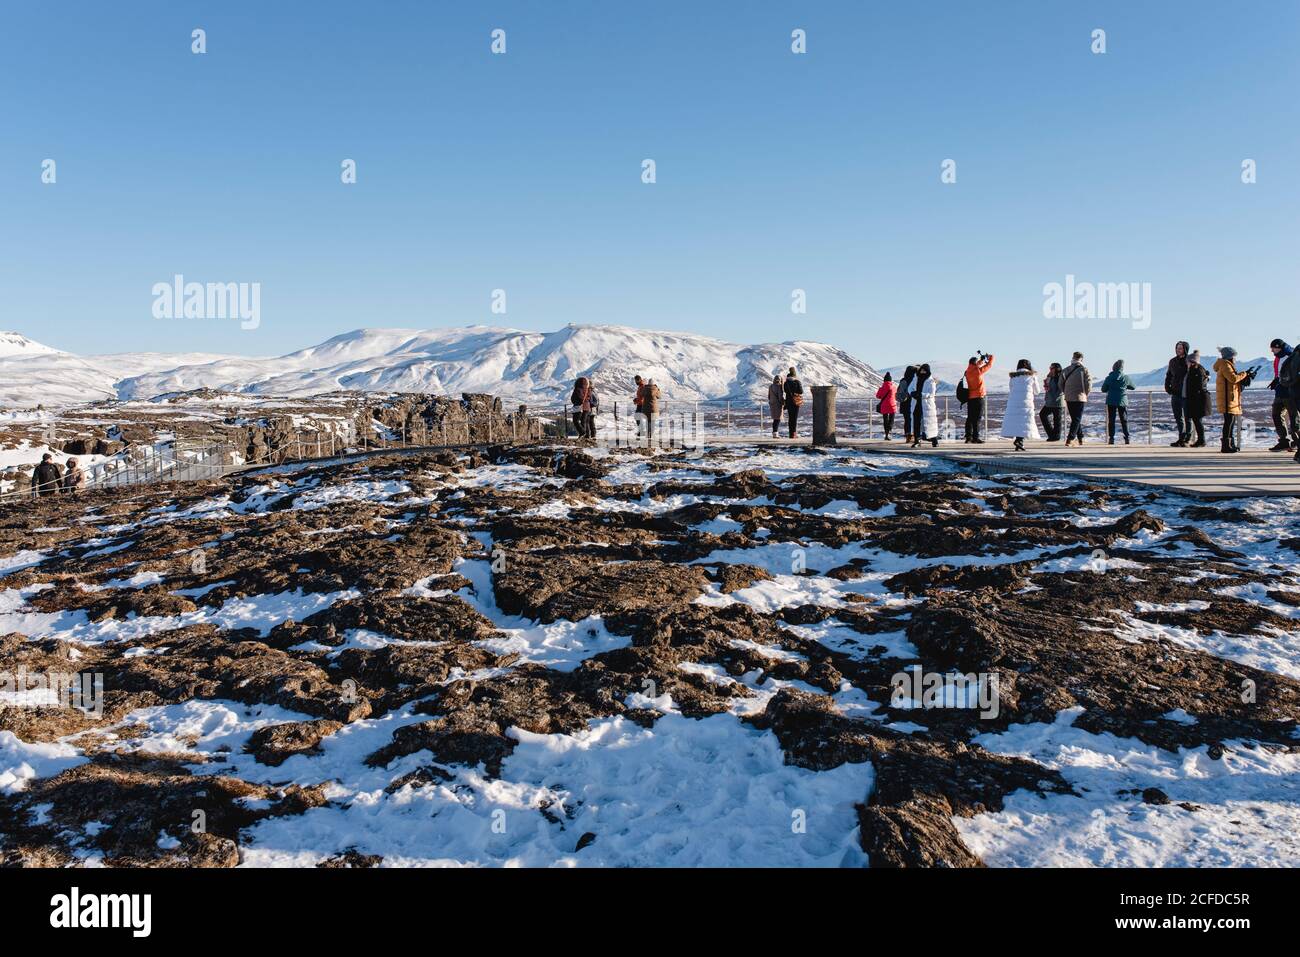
[493,553,712,623]
[246,719,344,766]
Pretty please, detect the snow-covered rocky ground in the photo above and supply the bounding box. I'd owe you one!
[1,444,1297,867]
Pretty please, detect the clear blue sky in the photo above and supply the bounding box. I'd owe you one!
[2,1,1296,371]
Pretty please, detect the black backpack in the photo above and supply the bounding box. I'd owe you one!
[955,378,969,406]
[1279,353,1297,390]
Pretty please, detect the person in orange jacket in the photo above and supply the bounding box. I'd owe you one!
[964,351,994,443]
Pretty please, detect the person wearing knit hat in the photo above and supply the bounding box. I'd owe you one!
[1182,351,1210,447]
[1165,341,1192,446]
[1213,347,1254,453]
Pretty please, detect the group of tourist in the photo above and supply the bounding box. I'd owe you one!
[873,342,1277,455]
[767,368,805,438]
[569,374,665,440]
[570,369,806,441]
[28,453,85,497]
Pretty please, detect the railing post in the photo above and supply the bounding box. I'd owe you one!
[1147,391,1153,445]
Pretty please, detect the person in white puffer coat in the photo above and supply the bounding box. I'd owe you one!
[910,363,940,447]
[1000,359,1041,451]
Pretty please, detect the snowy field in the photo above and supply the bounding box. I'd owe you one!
[1,443,1297,867]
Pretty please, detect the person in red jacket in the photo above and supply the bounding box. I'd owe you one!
[875,373,899,440]
[964,351,994,443]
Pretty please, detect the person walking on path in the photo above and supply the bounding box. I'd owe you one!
[642,378,661,443]
[30,453,63,498]
[1102,360,1136,445]
[1165,341,1191,446]
[633,375,646,437]
[1214,347,1255,453]
[898,366,917,445]
[62,457,85,496]
[1062,352,1093,447]
[963,352,995,443]
[767,373,785,438]
[910,364,940,448]
[1183,350,1210,448]
[1000,360,1041,451]
[1268,339,1297,451]
[1039,362,1065,441]
[783,367,804,439]
[875,372,899,440]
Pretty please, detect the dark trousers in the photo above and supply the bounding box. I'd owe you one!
[1066,401,1086,442]
[1222,412,1238,450]
[771,410,781,436]
[1171,395,1188,442]
[900,398,914,437]
[1188,415,1206,445]
[634,405,644,435]
[1039,406,1062,441]
[882,413,895,436]
[1272,398,1296,443]
[643,411,655,441]
[571,411,584,437]
[912,404,923,439]
[1106,405,1129,441]
[965,397,986,441]
[787,403,800,438]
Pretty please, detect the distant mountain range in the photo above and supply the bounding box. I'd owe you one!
[0,325,885,409]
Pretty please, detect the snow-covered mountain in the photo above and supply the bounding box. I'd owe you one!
[0,325,882,408]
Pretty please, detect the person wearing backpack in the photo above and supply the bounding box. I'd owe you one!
[1101,360,1136,444]
[898,366,917,444]
[642,378,661,443]
[875,372,898,440]
[1182,351,1210,448]
[783,367,804,439]
[1165,341,1191,446]
[768,373,785,438]
[1268,339,1296,451]
[963,352,994,443]
[1062,352,1092,446]
[1039,362,1065,441]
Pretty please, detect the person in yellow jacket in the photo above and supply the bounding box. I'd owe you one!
[1213,347,1258,454]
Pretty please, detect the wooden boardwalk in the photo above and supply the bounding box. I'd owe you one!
[699,435,1300,499]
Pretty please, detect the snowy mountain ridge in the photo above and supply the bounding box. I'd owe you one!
[0,325,884,409]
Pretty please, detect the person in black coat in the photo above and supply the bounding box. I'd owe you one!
[30,453,64,497]
[898,365,917,444]
[783,367,804,438]
[1165,341,1191,446]
[1182,350,1211,448]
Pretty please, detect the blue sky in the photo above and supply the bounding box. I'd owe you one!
[2,1,1297,371]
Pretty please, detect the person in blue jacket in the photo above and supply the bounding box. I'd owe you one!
[1101,360,1136,444]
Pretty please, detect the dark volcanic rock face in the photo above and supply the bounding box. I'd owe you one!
[1,444,1297,868]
